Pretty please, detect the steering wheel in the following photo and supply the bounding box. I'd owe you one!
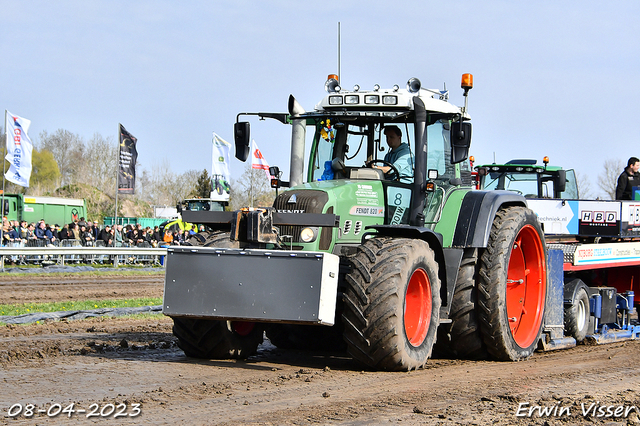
[366,159,401,181]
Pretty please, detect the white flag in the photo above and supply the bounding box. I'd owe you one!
[251,139,272,179]
[211,132,231,201]
[4,111,33,187]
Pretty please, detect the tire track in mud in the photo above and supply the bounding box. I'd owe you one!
[1,326,640,425]
[2,273,640,425]
[156,341,640,425]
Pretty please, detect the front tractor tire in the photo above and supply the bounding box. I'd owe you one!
[171,232,263,360]
[343,237,441,371]
[478,206,547,361]
[173,318,263,359]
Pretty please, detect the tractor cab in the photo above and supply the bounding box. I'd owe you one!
[476,158,579,199]
[235,75,475,239]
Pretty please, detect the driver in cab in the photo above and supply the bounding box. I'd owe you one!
[373,125,414,183]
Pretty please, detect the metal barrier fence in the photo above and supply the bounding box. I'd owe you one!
[0,243,168,269]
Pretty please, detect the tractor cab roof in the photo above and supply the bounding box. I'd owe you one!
[476,159,564,174]
[306,77,468,120]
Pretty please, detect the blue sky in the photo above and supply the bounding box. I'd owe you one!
[3,1,639,196]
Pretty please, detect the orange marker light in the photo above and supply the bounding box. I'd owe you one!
[543,156,549,165]
[327,74,339,83]
[461,73,473,90]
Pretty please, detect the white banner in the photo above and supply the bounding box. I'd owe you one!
[211,132,231,201]
[251,139,272,179]
[4,111,33,187]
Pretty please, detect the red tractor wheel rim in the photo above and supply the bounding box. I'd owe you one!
[404,268,432,347]
[506,224,546,348]
[232,321,255,336]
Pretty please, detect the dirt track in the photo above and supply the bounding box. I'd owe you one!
[1,272,640,425]
[0,273,164,304]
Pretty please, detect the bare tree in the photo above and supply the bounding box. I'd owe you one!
[136,159,200,207]
[170,170,201,205]
[229,163,275,209]
[75,133,118,195]
[598,159,623,200]
[136,159,175,206]
[37,129,84,187]
[575,171,593,199]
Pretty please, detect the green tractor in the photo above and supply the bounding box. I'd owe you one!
[475,157,579,199]
[163,73,547,371]
[159,198,227,235]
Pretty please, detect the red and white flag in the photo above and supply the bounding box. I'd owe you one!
[251,139,272,178]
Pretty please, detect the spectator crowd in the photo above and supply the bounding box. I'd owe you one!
[1,216,197,248]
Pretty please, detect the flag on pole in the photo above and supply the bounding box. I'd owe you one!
[251,139,272,179]
[117,124,138,194]
[211,132,231,201]
[4,111,33,187]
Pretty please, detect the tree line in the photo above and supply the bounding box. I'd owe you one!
[0,127,276,221]
[0,125,628,218]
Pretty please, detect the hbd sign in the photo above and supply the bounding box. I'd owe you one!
[580,210,617,223]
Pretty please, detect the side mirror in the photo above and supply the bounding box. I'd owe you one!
[234,122,251,162]
[176,203,182,213]
[450,122,472,164]
[555,170,566,193]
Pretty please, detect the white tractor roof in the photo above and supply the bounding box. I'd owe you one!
[314,86,466,117]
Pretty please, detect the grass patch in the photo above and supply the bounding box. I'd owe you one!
[0,297,163,317]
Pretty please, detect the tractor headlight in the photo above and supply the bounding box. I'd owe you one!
[345,95,359,104]
[365,95,379,104]
[382,95,398,105]
[300,227,318,243]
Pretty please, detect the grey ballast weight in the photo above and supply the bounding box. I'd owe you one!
[163,247,340,325]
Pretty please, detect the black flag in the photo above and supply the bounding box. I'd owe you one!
[118,124,138,194]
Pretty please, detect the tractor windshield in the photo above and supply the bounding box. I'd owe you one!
[482,169,579,199]
[483,172,542,197]
[308,117,452,184]
[185,200,225,211]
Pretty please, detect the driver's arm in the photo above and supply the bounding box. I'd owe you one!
[373,164,392,173]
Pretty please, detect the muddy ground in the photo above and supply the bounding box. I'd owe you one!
[1,272,640,425]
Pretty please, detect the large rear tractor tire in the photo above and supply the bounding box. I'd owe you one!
[439,249,488,359]
[171,232,263,359]
[342,237,441,371]
[478,206,547,361]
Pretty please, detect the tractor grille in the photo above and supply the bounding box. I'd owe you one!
[273,190,329,243]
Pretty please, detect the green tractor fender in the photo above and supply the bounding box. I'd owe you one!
[452,190,527,248]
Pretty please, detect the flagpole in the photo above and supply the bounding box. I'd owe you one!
[113,123,119,246]
[1,110,6,246]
